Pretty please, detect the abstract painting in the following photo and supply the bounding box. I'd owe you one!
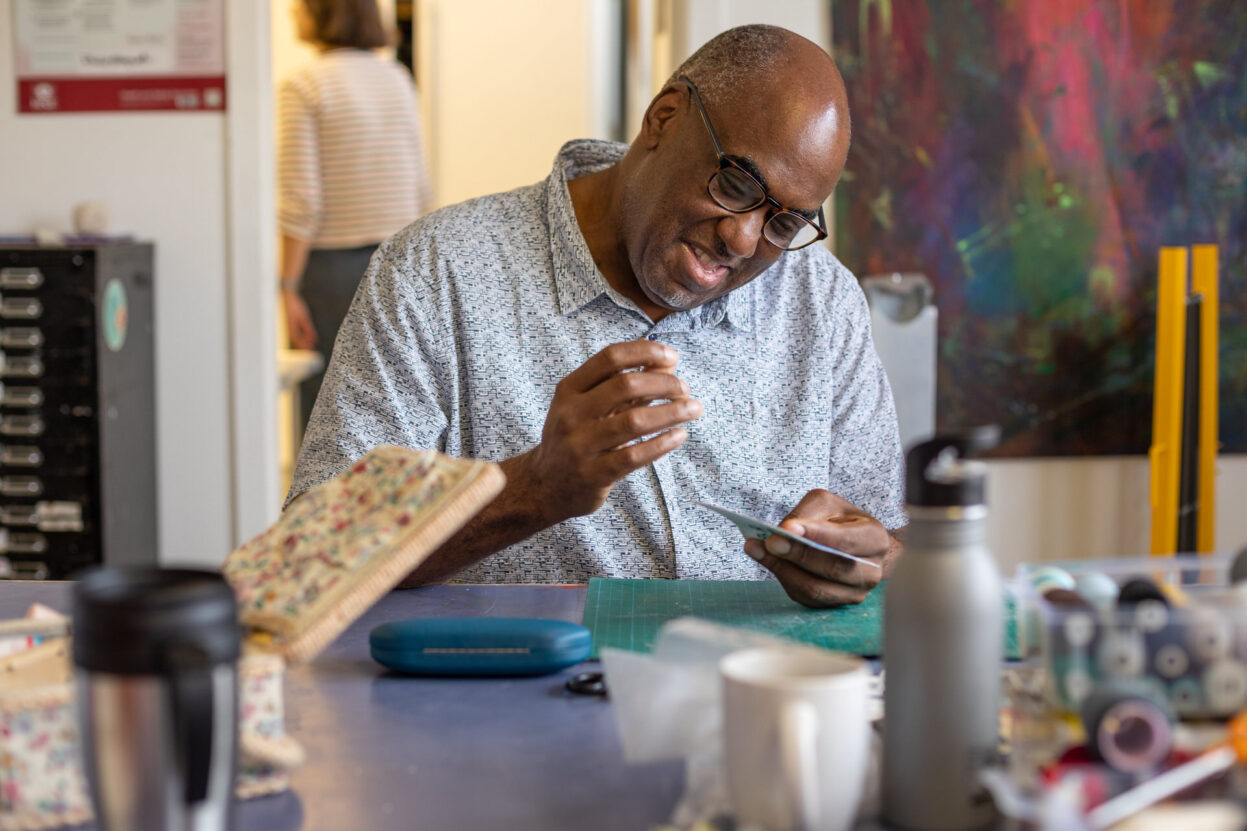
[832,0,1247,455]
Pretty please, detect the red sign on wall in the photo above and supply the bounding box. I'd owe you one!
[13,0,226,114]
[17,77,227,113]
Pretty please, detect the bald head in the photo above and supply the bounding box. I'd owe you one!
[572,25,852,322]
[665,24,850,167]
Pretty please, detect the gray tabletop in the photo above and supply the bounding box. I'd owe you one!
[1,582,684,831]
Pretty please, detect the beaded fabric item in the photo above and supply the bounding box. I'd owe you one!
[0,651,308,829]
[0,684,91,831]
[237,652,304,798]
[224,446,505,664]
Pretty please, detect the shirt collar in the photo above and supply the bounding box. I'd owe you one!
[547,140,622,316]
[546,139,754,332]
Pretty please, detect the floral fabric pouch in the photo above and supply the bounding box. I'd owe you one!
[224,445,505,663]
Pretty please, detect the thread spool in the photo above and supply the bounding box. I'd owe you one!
[1048,653,1096,710]
[1142,614,1191,681]
[1058,661,1096,710]
[1153,642,1191,679]
[1096,630,1146,680]
[1132,599,1171,634]
[1043,588,1101,708]
[1060,608,1097,650]
[1080,682,1175,774]
[1118,577,1168,607]
[1186,605,1233,663]
[1169,677,1205,717]
[1202,658,1247,715]
[1043,586,1098,650]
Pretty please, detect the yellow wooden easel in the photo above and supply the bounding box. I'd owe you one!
[1149,245,1219,555]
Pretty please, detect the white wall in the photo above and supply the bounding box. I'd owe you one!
[414,0,617,208]
[0,0,279,567]
[985,456,1247,576]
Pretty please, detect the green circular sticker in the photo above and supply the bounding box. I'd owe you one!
[102,279,128,352]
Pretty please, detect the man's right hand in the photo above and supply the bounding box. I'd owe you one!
[525,340,702,522]
[399,341,701,587]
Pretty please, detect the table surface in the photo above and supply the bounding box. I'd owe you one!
[2,582,683,831]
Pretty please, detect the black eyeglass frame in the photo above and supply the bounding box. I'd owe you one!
[677,74,829,252]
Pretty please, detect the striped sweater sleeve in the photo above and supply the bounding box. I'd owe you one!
[277,76,322,241]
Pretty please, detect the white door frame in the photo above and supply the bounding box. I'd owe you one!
[225,0,281,547]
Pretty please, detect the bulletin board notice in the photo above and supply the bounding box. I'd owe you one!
[13,0,226,114]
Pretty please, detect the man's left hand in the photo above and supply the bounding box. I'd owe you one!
[743,489,903,608]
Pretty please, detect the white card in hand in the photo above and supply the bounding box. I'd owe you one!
[693,501,881,569]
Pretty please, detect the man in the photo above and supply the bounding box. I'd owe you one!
[290,24,907,607]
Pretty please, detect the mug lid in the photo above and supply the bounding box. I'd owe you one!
[72,567,240,674]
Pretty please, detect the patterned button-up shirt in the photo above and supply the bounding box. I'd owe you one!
[290,139,906,582]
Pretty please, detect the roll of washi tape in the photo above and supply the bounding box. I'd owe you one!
[1097,630,1146,679]
[1029,565,1076,596]
[1202,658,1247,715]
[1075,571,1120,609]
[1080,682,1175,774]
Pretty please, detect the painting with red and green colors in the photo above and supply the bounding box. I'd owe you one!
[832,0,1247,456]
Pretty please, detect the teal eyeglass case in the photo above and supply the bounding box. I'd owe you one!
[369,617,592,677]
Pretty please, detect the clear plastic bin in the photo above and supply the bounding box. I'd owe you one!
[1014,553,1247,718]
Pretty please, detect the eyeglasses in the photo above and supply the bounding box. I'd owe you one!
[678,75,828,252]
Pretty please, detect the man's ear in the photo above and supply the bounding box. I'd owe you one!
[638,84,685,150]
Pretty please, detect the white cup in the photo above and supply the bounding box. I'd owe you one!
[720,646,872,831]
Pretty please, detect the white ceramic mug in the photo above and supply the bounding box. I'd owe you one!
[720,646,872,831]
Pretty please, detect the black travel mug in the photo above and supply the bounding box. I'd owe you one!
[72,567,241,831]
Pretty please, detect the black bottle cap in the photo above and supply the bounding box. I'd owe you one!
[72,567,240,675]
[905,426,1001,507]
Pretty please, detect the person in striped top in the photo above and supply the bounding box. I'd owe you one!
[278,0,432,429]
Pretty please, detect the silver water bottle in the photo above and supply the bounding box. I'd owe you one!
[882,429,1002,830]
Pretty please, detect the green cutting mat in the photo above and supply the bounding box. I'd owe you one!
[583,578,1019,659]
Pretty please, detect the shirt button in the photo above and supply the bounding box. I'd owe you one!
[647,334,658,341]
